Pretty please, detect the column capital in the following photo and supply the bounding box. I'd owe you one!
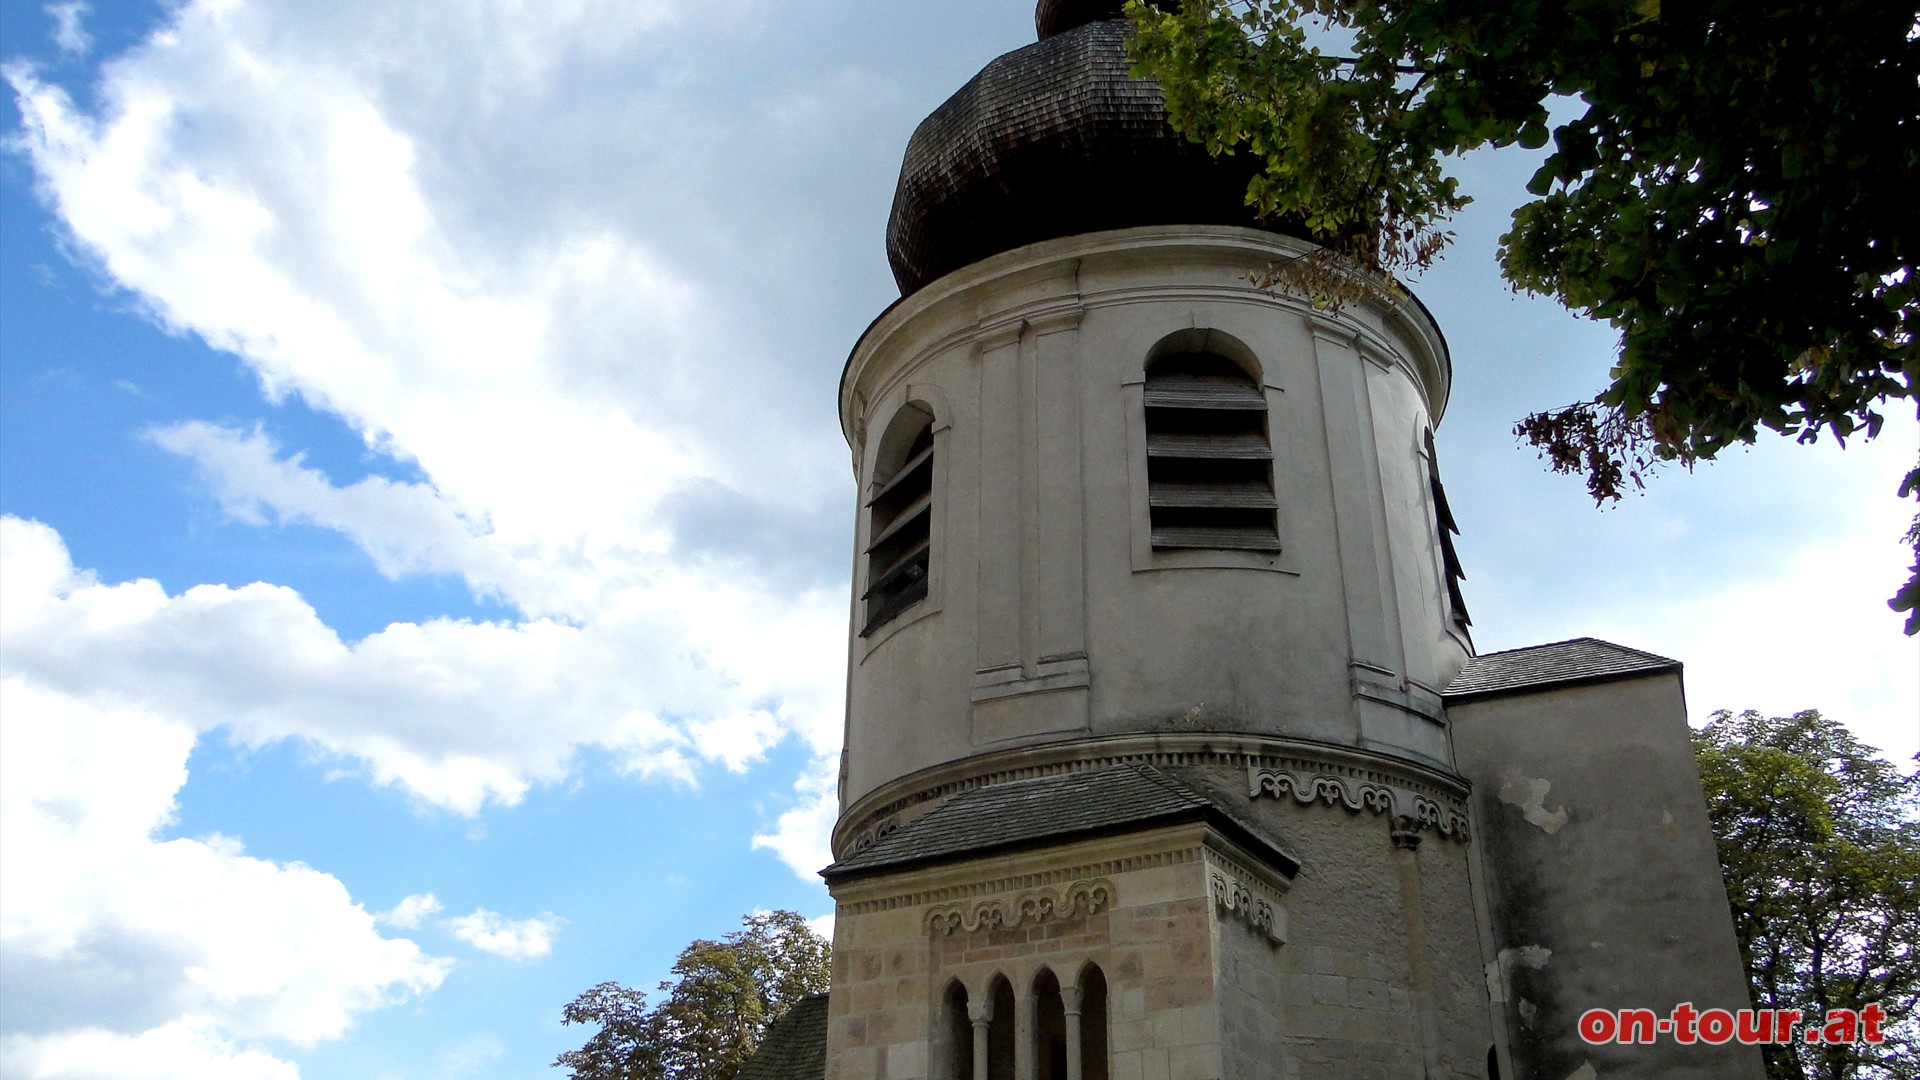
[1390,816,1425,851]
[1060,984,1084,1014]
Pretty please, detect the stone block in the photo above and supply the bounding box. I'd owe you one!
[1311,973,1348,1006]
[1183,1005,1218,1046]
[1348,977,1389,1010]
[1112,1018,1156,1053]
[1167,1043,1219,1080]
[890,1038,926,1079]
[1365,952,1391,981]
[1152,1009,1182,1046]
[1333,949,1369,979]
[839,1045,880,1080]
[1145,975,1210,1011]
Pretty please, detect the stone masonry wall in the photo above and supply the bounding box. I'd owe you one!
[1173,763,1494,1080]
[825,829,1233,1080]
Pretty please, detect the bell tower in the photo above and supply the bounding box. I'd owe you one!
[811,4,1761,1079]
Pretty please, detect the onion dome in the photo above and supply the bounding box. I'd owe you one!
[1036,0,1137,38]
[885,10,1291,295]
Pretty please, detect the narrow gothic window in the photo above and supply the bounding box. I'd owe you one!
[1143,352,1279,551]
[862,410,934,635]
[1079,965,1109,1080]
[943,982,972,1080]
[1034,968,1067,1080]
[987,976,1017,1080]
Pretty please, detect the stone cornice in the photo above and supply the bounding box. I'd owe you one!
[831,824,1207,916]
[831,732,1471,859]
[840,226,1451,450]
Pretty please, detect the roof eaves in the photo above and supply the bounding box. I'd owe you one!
[1442,637,1680,703]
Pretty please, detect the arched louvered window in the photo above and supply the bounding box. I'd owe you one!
[1425,429,1471,631]
[1143,352,1279,551]
[862,408,935,635]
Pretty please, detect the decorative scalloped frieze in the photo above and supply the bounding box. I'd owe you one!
[1247,762,1470,841]
[845,815,899,855]
[925,878,1117,936]
[1205,849,1288,947]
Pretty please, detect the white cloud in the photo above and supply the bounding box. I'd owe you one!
[807,912,836,943]
[2,1020,300,1080]
[432,1036,506,1080]
[0,673,450,1074]
[4,0,855,818]
[445,909,561,961]
[3,0,852,583]
[44,2,91,55]
[378,893,564,961]
[377,893,445,931]
[1,515,844,815]
[1586,467,1920,760]
[751,757,839,880]
[1464,418,1920,763]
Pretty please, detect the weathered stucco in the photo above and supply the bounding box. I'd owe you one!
[816,220,1757,1080]
[1450,672,1764,1079]
[825,779,1500,1080]
[838,226,1469,812]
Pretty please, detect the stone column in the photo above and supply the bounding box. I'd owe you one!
[1061,984,1085,1080]
[970,998,994,1080]
[1016,988,1036,1080]
[1392,818,1443,1078]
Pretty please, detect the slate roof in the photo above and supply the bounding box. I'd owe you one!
[824,762,1297,883]
[734,993,829,1080]
[1444,637,1680,701]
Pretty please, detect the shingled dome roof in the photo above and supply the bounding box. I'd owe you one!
[885,15,1292,295]
[1035,0,1150,38]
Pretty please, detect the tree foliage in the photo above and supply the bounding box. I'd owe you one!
[1695,710,1920,1080]
[1124,0,1919,627]
[555,910,831,1080]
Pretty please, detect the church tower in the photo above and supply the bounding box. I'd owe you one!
[812,4,1761,1079]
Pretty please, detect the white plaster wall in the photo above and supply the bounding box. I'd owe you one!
[1449,673,1764,1080]
[839,226,1470,807]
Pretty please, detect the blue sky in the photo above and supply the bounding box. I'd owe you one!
[1,1,1913,1078]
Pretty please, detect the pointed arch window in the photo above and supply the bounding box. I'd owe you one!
[863,407,935,635]
[1034,969,1067,1080]
[1143,351,1279,551]
[1076,965,1109,1080]
[942,982,973,1080]
[987,976,1016,1080]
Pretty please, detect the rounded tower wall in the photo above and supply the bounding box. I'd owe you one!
[838,226,1470,811]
